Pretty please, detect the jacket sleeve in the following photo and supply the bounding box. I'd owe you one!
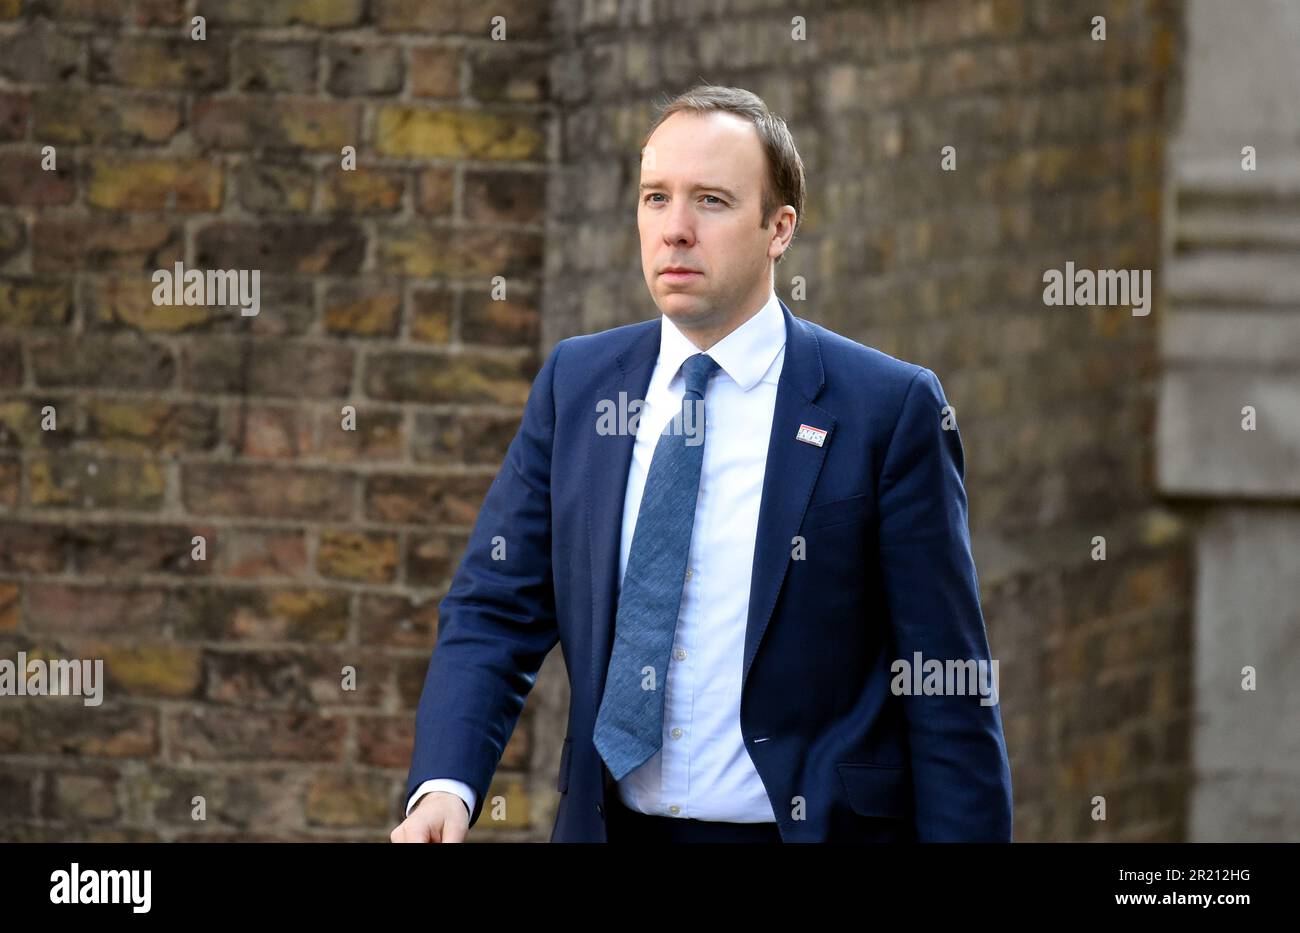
[404,340,565,830]
[876,366,1014,841]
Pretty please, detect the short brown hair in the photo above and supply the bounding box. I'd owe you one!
[640,85,805,265]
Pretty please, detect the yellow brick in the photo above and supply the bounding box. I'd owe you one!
[95,276,217,332]
[92,642,202,697]
[88,158,222,211]
[376,106,543,160]
[479,775,530,829]
[317,531,398,582]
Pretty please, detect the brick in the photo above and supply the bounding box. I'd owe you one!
[172,587,349,643]
[463,169,543,224]
[202,649,388,707]
[0,768,36,817]
[27,453,166,510]
[404,530,466,585]
[195,221,365,275]
[411,410,517,466]
[407,286,452,342]
[363,349,533,405]
[24,702,158,757]
[321,167,405,213]
[323,283,400,337]
[0,456,19,508]
[43,771,120,822]
[0,399,68,452]
[479,774,530,828]
[233,40,318,94]
[87,157,223,211]
[182,463,354,521]
[234,160,315,213]
[356,715,414,767]
[197,0,365,28]
[469,47,548,103]
[0,581,18,631]
[34,89,182,146]
[414,166,454,216]
[217,528,309,579]
[375,106,544,160]
[66,522,216,575]
[30,335,175,389]
[374,0,546,37]
[358,592,438,648]
[0,278,74,328]
[460,292,539,346]
[194,98,359,152]
[169,709,346,762]
[223,404,316,460]
[0,337,19,387]
[93,642,203,698]
[326,43,404,96]
[317,529,399,582]
[145,767,303,830]
[305,771,392,827]
[88,275,220,333]
[88,36,229,91]
[410,46,460,98]
[376,225,541,277]
[363,472,493,525]
[0,92,29,141]
[80,399,220,453]
[134,0,185,26]
[0,24,83,84]
[317,407,404,462]
[223,402,314,462]
[48,0,122,21]
[32,217,182,272]
[93,275,318,338]
[0,154,76,206]
[0,211,26,266]
[183,339,354,398]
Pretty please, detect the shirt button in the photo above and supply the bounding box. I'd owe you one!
[674,648,687,660]
[668,805,681,815]
[684,568,693,579]
[670,727,682,739]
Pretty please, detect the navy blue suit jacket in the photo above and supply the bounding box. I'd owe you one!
[407,298,1014,842]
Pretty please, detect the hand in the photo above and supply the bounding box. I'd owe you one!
[390,791,470,843]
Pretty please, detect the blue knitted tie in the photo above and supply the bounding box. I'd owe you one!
[594,352,721,781]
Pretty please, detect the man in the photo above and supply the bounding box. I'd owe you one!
[391,85,1013,844]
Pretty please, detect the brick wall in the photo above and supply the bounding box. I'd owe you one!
[0,0,552,840]
[2,0,1195,843]
[547,0,1191,840]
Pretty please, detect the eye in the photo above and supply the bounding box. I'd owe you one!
[644,193,665,204]
[702,195,723,204]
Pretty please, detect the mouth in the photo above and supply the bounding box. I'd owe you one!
[660,269,702,282]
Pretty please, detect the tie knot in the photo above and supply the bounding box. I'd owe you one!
[681,353,720,399]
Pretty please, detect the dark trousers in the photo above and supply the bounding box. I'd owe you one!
[605,794,783,843]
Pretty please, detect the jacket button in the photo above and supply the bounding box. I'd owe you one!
[596,803,604,816]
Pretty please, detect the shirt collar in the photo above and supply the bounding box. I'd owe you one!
[657,286,786,392]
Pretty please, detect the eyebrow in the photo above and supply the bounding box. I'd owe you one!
[639,181,740,200]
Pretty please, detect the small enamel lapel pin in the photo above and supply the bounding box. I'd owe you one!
[795,423,828,447]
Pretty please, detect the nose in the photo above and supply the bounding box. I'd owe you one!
[661,199,696,249]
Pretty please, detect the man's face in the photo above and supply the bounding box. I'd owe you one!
[638,111,793,339]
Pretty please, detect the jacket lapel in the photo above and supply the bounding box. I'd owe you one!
[742,300,833,693]
[586,322,659,702]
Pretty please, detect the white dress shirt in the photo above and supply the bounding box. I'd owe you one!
[408,286,786,824]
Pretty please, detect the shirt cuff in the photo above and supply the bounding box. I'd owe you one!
[407,779,475,819]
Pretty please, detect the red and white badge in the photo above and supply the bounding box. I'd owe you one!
[795,423,828,447]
